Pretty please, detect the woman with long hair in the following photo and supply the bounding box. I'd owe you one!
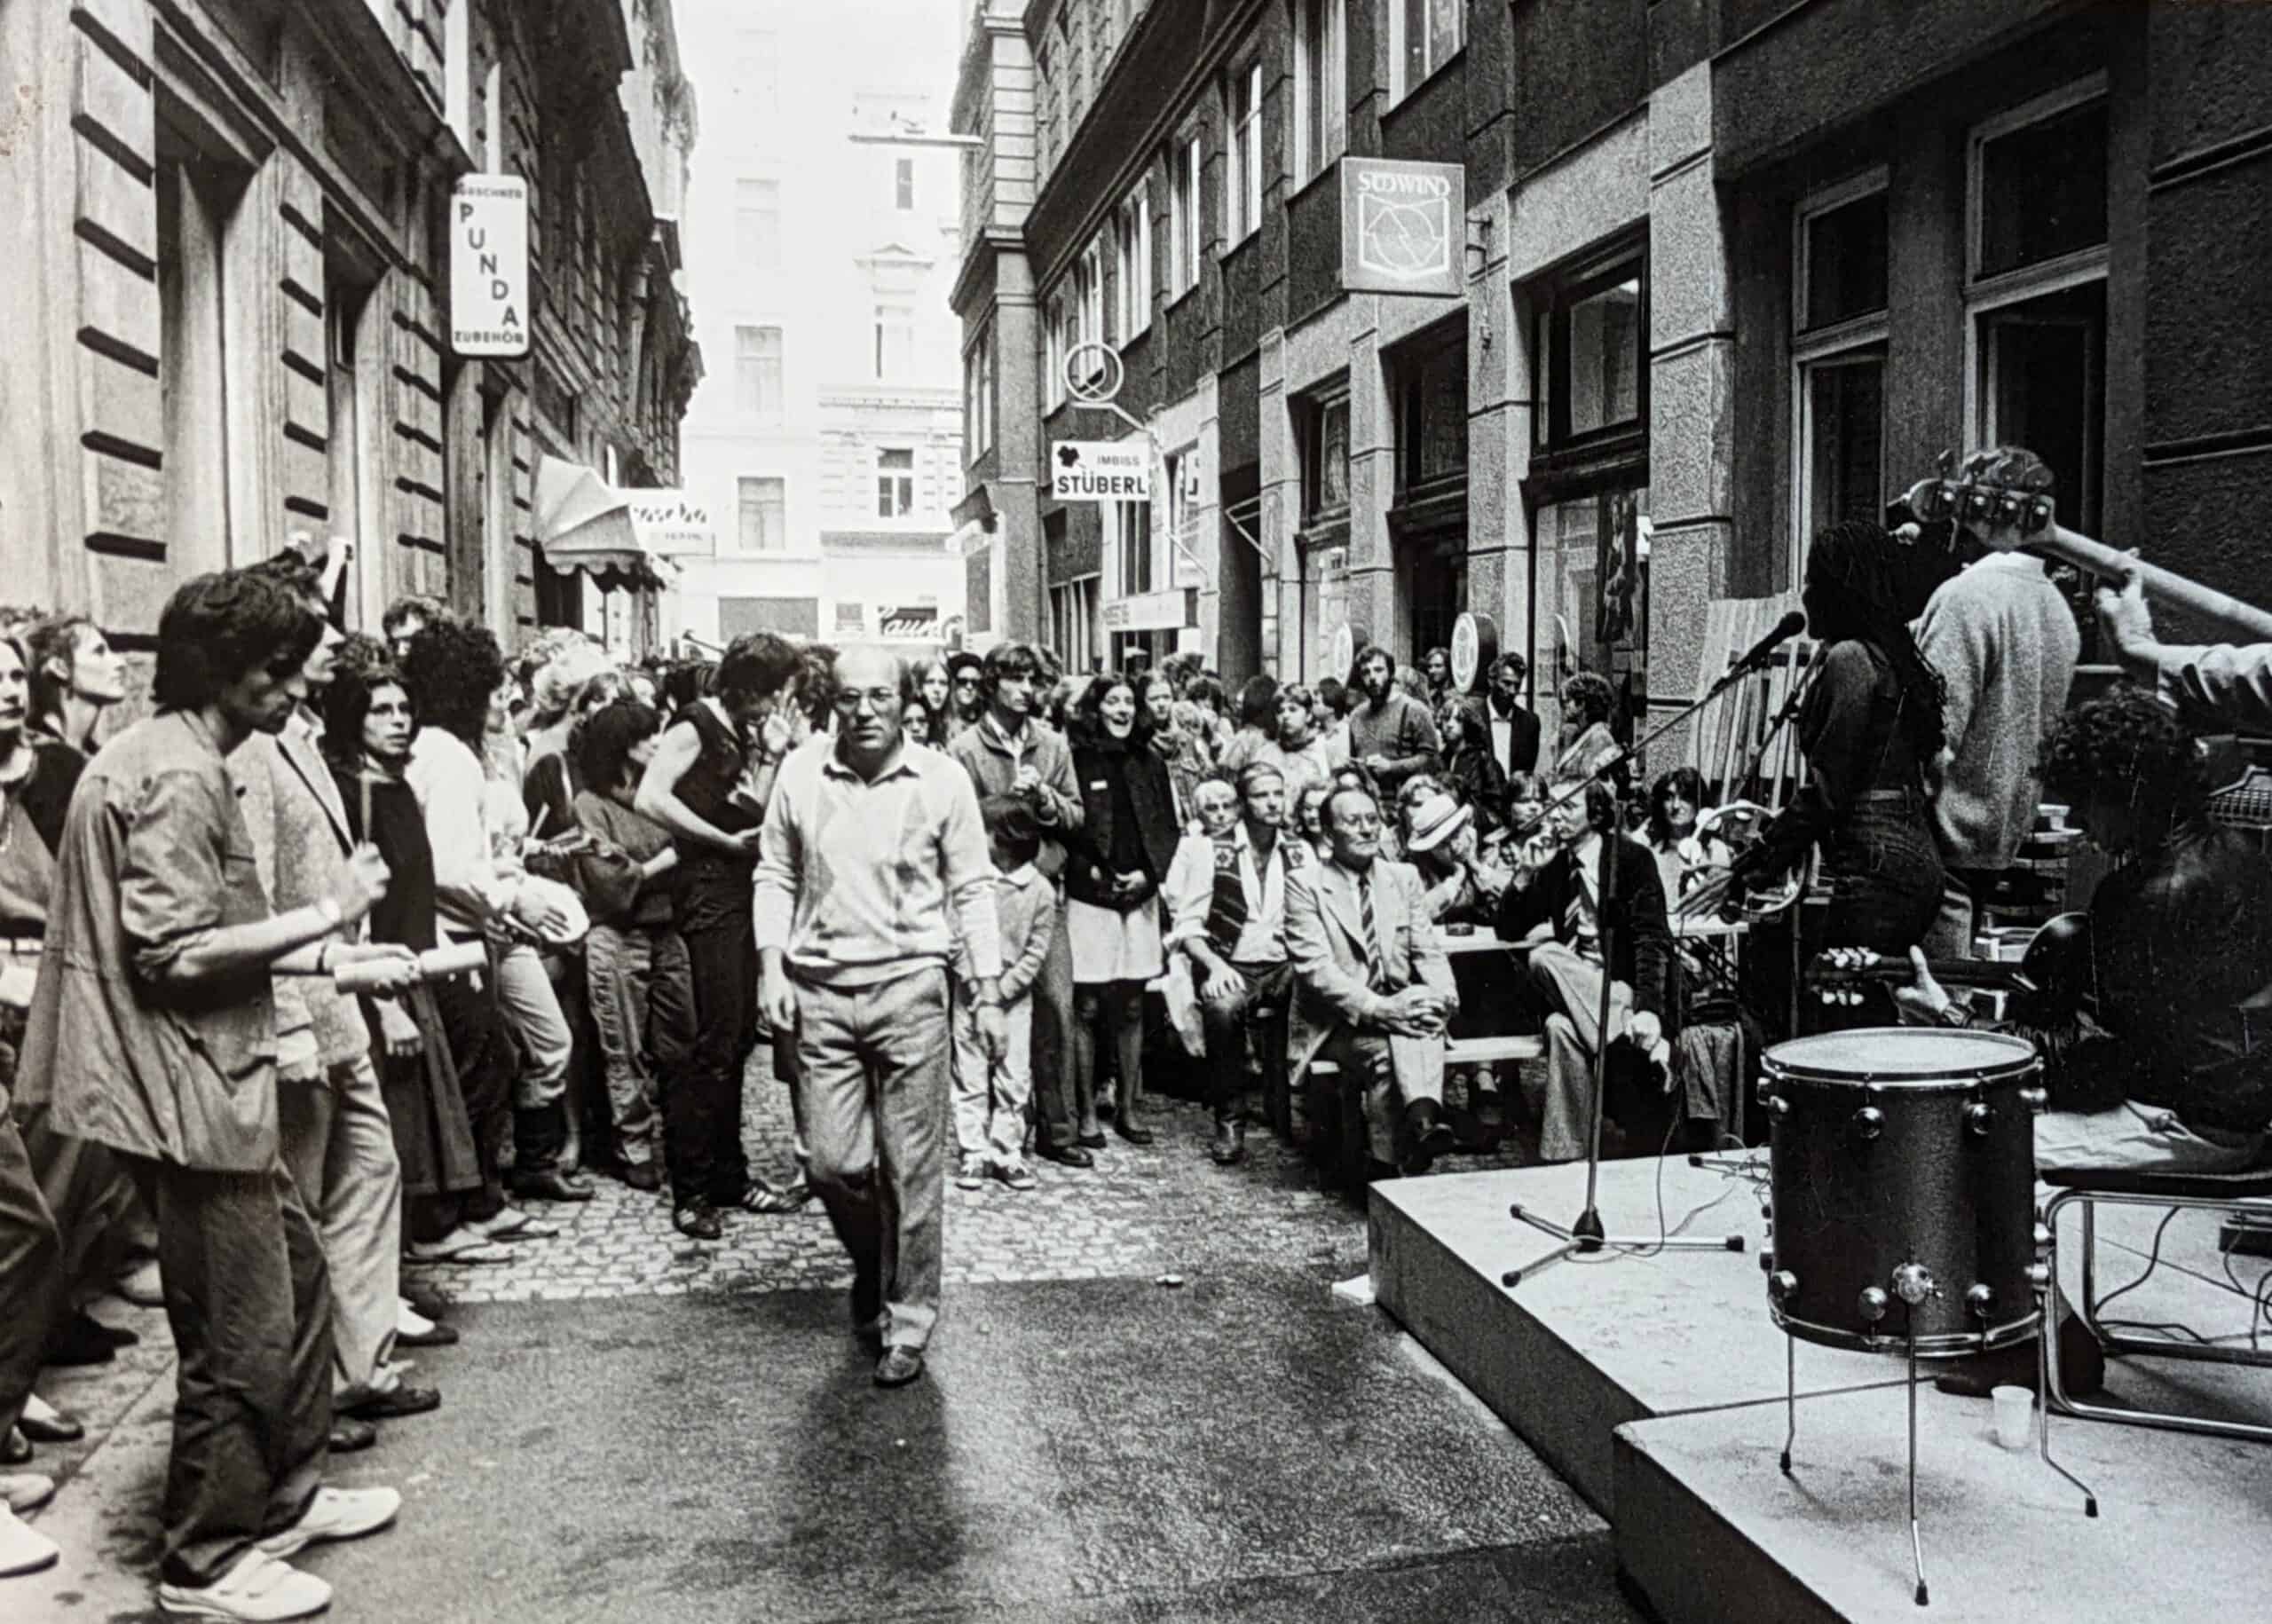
[1217,674,1280,775]
[915,658,953,742]
[1441,701,1509,840]
[1645,766,1732,904]
[1554,672,1623,786]
[1144,670,1210,817]
[1062,670,1180,1146]
[24,614,125,757]
[1728,521,1948,1021]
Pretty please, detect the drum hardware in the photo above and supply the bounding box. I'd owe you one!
[1763,1028,2097,1607]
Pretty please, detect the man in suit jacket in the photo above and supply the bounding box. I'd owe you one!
[1284,785,1460,1176]
[1479,652,1542,780]
[1495,772,1676,1163]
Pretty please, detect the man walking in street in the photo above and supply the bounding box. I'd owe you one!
[1345,645,1442,802]
[757,647,1005,1389]
[946,643,1092,1166]
[17,571,413,1620]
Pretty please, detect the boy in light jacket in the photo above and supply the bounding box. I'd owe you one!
[953,798,1054,1191]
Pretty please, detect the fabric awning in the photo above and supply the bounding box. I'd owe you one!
[533,456,682,586]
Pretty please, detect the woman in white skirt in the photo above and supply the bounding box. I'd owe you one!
[1062,671,1182,1147]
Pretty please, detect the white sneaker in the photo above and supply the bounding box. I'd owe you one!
[0,1505,59,1580]
[0,1474,53,1515]
[256,1485,400,1559]
[157,1549,330,1620]
[397,1302,436,1338]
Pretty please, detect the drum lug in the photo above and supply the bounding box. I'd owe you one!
[1769,1269,1799,1304]
[2027,1262,2052,1291]
[1766,1094,1790,1118]
[1891,1263,1939,1306]
[1966,1102,1993,1135]
[1965,1282,1995,1319]
[1760,1248,1775,1274]
[2033,1222,2051,1252]
[1850,1106,1884,1141]
[2020,1086,2048,1112]
[1858,1286,1889,1324]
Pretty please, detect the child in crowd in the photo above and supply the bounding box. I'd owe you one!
[953,797,1055,1192]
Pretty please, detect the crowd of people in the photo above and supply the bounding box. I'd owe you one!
[5,438,2272,1608]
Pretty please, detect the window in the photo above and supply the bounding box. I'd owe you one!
[1966,81,2110,539]
[1531,254,1645,450]
[735,325,783,414]
[1115,181,1152,339]
[736,476,787,553]
[1792,173,1889,565]
[1800,188,1889,334]
[1394,0,1463,101]
[1226,59,1261,244]
[1169,134,1202,297]
[1116,497,1155,597]
[1050,575,1100,672]
[1077,239,1104,356]
[873,304,914,379]
[1295,0,1346,183]
[734,32,781,130]
[876,447,916,517]
[1302,393,1351,520]
[155,135,240,575]
[1396,332,1467,493]
[1163,448,1198,581]
[735,179,781,271]
[895,158,915,211]
[1044,287,1071,409]
[966,320,995,454]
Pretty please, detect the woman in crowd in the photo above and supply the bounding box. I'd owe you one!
[1145,671,1211,818]
[524,660,625,840]
[1293,782,1335,863]
[903,695,943,749]
[1645,767,1732,906]
[1726,520,1947,1024]
[1255,682,1344,813]
[568,702,690,1192]
[16,615,127,855]
[1502,771,1552,865]
[916,658,953,733]
[1063,671,1179,1147]
[945,651,987,734]
[324,637,503,1262]
[1441,702,1508,840]
[1554,672,1624,789]
[1217,675,1280,775]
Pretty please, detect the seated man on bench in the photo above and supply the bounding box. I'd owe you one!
[1495,772,1676,1163]
[1890,688,2272,1396]
[1284,785,1459,1179]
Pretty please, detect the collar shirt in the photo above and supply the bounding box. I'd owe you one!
[406,729,514,939]
[1164,820,1300,966]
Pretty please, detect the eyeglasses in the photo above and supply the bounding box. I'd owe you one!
[832,689,900,715]
[1908,479,2055,536]
[953,676,981,688]
[1335,814,1383,833]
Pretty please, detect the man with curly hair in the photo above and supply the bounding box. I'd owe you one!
[1895,689,2272,1397]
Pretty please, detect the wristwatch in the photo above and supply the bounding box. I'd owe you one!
[1936,997,1976,1029]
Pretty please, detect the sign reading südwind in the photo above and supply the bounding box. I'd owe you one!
[1339,158,1464,297]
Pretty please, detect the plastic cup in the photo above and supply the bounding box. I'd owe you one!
[1992,1384,2033,1450]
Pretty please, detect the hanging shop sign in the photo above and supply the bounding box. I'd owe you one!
[451,176,530,357]
[878,601,943,641]
[1340,157,1464,298]
[624,491,714,556]
[1049,440,1153,502]
[1101,588,1189,633]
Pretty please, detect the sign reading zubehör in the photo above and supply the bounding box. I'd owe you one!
[1049,441,1152,502]
[451,176,530,357]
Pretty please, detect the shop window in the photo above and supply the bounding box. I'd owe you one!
[1534,485,1651,732]
[1051,575,1100,673]
[876,448,917,518]
[1393,0,1463,103]
[1116,499,1155,597]
[1532,253,1645,452]
[1295,0,1346,183]
[736,325,783,415]
[737,476,786,552]
[1302,393,1350,521]
[1115,181,1152,339]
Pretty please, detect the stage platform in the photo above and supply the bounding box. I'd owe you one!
[1370,1156,2272,1622]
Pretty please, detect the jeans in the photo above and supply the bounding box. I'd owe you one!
[1922,865,2000,959]
[1197,960,1291,1127]
[795,966,951,1351]
[670,907,760,1207]
[584,923,694,1169]
[278,1054,402,1401]
[1818,797,1945,953]
[123,1155,332,1589]
[493,938,571,1116]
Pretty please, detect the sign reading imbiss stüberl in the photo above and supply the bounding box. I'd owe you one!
[452,176,530,358]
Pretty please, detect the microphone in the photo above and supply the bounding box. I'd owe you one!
[1732,611,1807,674]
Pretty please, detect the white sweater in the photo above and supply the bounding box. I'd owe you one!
[1913,554,2080,870]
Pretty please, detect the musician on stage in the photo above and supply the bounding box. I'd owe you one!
[1495,772,1676,1163]
[2096,564,2272,737]
[1889,688,2272,1396]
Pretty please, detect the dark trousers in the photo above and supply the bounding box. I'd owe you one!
[669,910,759,1206]
[424,962,515,1230]
[123,1155,332,1589]
[1027,904,1084,1149]
[0,1109,63,1442]
[1197,960,1292,1126]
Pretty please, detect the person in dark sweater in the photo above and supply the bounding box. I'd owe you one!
[1062,672,1181,1146]
[1496,772,1676,1163]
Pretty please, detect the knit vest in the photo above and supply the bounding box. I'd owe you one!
[1203,832,1308,958]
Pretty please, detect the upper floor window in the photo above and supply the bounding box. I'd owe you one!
[1531,254,1645,450]
[733,33,781,132]
[1077,239,1105,354]
[1792,174,1889,571]
[895,158,915,211]
[1115,181,1152,339]
[735,325,784,414]
[736,476,787,552]
[966,320,996,455]
[1226,59,1262,244]
[1295,0,1346,184]
[1169,133,1202,298]
[877,448,916,517]
[1393,0,1463,103]
[1045,287,1072,410]
[735,179,781,271]
[1974,85,2109,282]
[1302,391,1351,520]
[874,304,914,379]
[1397,332,1467,492]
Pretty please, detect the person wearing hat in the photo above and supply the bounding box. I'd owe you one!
[1405,792,1511,926]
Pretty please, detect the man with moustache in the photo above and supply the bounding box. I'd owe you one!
[758,648,1005,1389]
[17,571,414,1620]
[1480,651,1542,779]
[1345,645,1442,802]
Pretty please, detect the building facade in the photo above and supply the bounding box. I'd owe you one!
[674,0,968,656]
[0,0,698,675]
[952,0,2272,747]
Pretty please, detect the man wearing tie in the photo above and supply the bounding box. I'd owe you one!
[1283,785,1460,1179]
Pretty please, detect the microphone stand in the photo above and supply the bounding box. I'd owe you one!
[1502,646,1784,1288]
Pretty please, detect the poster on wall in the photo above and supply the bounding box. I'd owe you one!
[1339,158,1464,297]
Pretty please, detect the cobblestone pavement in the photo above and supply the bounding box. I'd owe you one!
[409,1064,1527,1310]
